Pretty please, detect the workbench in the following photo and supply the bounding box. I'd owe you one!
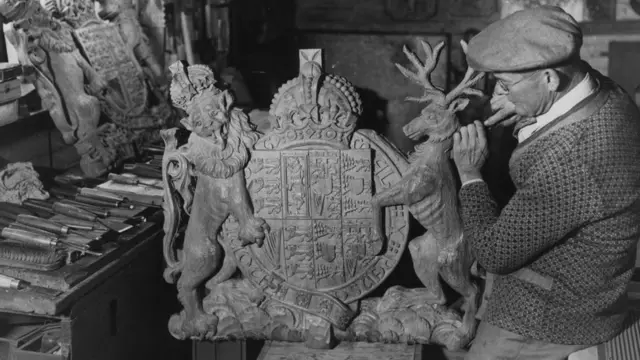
[0,211,189,360]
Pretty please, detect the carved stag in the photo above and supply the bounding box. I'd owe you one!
[161,61,269,339]
[370,40,483,344]
[0,0,105,144]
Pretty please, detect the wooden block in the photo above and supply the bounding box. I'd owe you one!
[257,341,423,360]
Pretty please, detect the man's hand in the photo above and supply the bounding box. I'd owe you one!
[453,120,489,184]
[484,82,535,129]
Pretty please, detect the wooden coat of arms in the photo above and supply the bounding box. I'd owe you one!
[161,46,477,350]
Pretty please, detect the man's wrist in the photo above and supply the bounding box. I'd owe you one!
[459,170,483,185]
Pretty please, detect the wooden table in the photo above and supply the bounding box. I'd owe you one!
[0,214,190,360]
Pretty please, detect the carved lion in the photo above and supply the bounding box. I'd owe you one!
[162,61,269,339]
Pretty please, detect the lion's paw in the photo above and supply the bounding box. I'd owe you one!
[168,311,218,341]
[239,217,270,246]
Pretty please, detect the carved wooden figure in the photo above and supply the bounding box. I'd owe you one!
[47,0,173,131]
[161,48,478,351]
[370,40,483,346]
[0,0,104,144]
[162,62,270,339]
[94,0,166,86]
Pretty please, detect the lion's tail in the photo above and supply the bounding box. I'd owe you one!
[160,129,193,284]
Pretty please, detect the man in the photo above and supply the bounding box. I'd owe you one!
[451,6,640,360]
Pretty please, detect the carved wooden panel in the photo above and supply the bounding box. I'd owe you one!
[73,23,149,126]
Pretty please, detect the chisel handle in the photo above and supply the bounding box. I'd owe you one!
[51,203,97,222]
[75,194,121,209]
[16,214,69,235]
[108,173,139,186]
[22,199,54,214]
[59,200,110,218]
[1,228,58,248]
[79,188,124,202]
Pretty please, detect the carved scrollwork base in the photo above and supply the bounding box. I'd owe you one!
[191,279,468,350]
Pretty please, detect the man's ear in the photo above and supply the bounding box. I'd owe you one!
[543,69,561,92]
[449,98,470,113]
[218,90,235,113]
[180,117,193,131]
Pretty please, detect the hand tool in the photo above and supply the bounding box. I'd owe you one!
[123,163,162,179]
[81,186,161,209]
[22,200,132,233]
[0,207,102,240]
[108,173,163,190]
[58,199,143,221]
[22,200,104,231]
[49,187,135,210]
[0,225,101,256]
[3,220,97,249]
[0,273,22,289]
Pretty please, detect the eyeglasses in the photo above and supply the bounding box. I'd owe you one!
[495,70,541,94]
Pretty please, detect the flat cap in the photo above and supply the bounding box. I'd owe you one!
[466,6,582,73]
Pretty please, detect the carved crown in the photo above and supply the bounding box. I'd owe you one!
[267,49,363,148]
[168,61,223,125]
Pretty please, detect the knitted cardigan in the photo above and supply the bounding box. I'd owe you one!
[459,74,640,345]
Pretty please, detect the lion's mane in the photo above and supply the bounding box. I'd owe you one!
[183,109,260,179]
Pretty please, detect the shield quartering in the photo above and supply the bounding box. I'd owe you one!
[221,49,411,330]
[73,22,151,128]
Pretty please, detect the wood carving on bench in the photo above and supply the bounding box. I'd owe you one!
[161,44,482,351]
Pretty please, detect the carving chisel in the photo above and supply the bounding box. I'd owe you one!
[0,216,97,248]
[0,213,99,243]
[108,173,163,190]
[123,163,162,179]
[58,199,145,222]
[22,200,103,231]
[76,187,156,209]
[22,200,132,233]
[50,187,135,210]
[0,224,101,256]
[0,274,62,296]
[81,186,161,209]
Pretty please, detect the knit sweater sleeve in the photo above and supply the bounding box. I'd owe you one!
[459,153,600,274]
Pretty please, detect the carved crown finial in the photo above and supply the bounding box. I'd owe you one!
[168,61,224,127]
[265,49,363,149]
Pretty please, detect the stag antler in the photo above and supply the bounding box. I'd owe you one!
[444,40,485,107]
[395,40,447,104]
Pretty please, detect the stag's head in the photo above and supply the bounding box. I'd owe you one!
[398,40,484,142]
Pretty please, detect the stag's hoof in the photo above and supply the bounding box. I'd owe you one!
[239,217,270,247]
[168,311,218,341]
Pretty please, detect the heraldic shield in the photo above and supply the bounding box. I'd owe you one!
[221,48,411,334]
[72,22,153,129]
[161,49,467,350]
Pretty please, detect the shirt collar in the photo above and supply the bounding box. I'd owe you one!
[517,72,597,143]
